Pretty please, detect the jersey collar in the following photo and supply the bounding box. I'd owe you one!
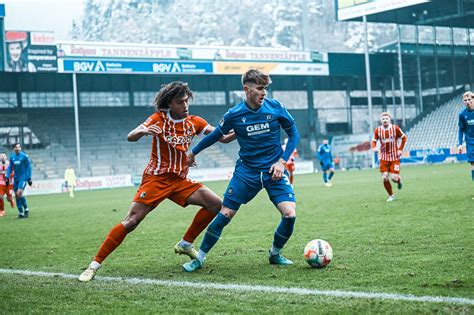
[166,110,187,123]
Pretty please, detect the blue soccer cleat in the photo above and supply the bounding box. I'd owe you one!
[182,259,203,272]
[269,251,294,265]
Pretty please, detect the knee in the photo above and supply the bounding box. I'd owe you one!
[122,218,139,232]
[390,175,399,182]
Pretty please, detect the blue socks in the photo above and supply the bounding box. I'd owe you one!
[16,197,23,214]
[200,212,231,255]
[471,169,474,181]
[328,171,334,180]
[272,217,296,252]
[20,197,28,210]
[323,173,328,183]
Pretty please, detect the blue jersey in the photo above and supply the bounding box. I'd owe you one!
[317,144,333,164]
[6,151,32,181]
[217,98,296,171]
[458,108,474,146]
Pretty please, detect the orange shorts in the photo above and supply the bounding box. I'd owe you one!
[286,163,295,173]
[133,173,203,208]
[0,185,11,194]
[379,160,401,174]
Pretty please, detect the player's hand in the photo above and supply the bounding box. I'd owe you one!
[187,152,197,167]
[373,147,378,153]
[457,145,463,154]
[27,179,32,186]
[397,150,403,157]
[144,125,162,137]
[5,179,9,186]
[270,159,286,181]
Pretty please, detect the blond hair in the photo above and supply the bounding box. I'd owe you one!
[380,112,391,118]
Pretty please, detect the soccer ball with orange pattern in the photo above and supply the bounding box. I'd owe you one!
[303,239,333,268]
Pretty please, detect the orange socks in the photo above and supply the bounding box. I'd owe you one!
[183,208,217,243]
[94,223,128,264]
[383,180,393,196]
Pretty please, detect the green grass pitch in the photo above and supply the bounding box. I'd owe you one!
[0,163,473,313]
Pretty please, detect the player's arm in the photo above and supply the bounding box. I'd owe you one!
[396,127,407,157]
[25,155,32,186]
[204,126,236,143]
[5,157,12,185]
[458,114,466,153]
[188,128,223,166]
[127,124,160,142]
[372,130,379,152]
[270,124,300,180]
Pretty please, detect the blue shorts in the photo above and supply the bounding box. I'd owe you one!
[321,162,334,171]
[223,161,296,211]
[13,179,27,192]
[467,143,474,163]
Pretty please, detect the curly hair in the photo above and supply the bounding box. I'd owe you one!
[153,81,193,111]
[241,69,271,86]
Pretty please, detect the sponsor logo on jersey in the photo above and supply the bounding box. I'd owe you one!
[246,122,270,136]
[165,134,193,146]
[219,118,225,126]
[266,114,272,120]
[227,187,233,195]
[467,119,474,125]
[140,191,146,198]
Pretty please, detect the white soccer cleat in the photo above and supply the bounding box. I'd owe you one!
[386,195,396,202]
[324,182,332,187]
[78,261,101,282]
[174,242,198,260]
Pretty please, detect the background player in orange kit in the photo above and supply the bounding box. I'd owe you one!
[79,81,235,282]
[372,112,407,202]
[0,153,15,216]
[282,138,298,184]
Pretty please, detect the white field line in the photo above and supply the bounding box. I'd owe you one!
[1,268,473,306]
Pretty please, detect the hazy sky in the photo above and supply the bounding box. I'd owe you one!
[1,0,84,40]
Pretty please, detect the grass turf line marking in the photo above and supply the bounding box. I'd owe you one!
[1,268,473,306]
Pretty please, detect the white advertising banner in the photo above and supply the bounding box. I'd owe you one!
[26,174,133,196]
[337,0,429,21]
[57,41,327,63]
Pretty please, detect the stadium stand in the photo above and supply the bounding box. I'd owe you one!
[405,94,464,151]
[13,106,240,179]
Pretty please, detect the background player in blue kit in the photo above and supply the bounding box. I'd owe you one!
[183,69,300,272]
[6,143,33,218]
[317,139,335,187]
[458,91,474,181]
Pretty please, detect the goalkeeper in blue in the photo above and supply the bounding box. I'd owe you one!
[317,139,335,187]
[183,69,300,272]
[6,143,32,218]
[458,91,474,181]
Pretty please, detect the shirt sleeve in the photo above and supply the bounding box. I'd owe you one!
[25,154,32,180]
[276,101,295,130]
[216,110,234,135]
[193,116,210,136]
[6,156,12,179]
[141,113,160,128]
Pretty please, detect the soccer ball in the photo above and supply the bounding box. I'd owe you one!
[303,239,333,268]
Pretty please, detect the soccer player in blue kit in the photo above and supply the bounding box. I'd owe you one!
[317,139,335,187]
[458,91,474,181]
[183,69,300,272]
[6,143,32,218]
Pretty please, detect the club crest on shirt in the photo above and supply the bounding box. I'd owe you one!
[219,118,225,126]
[242,117,246,123]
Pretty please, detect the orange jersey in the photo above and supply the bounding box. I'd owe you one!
[372,124,406,162]
[0,161,13,186]
[142,111,209,178]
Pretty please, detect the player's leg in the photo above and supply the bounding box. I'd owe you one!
[173,184,222,259]
[69,184,75,198]
[328,165,335,182]
[389,161,402,189]
[13,181,26,218]
[0,187,5,217]
[79,201,154,282]
[183,167,259,272]
[471,162,474,181]
[6,186,14,208]
[267,172,296,265]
